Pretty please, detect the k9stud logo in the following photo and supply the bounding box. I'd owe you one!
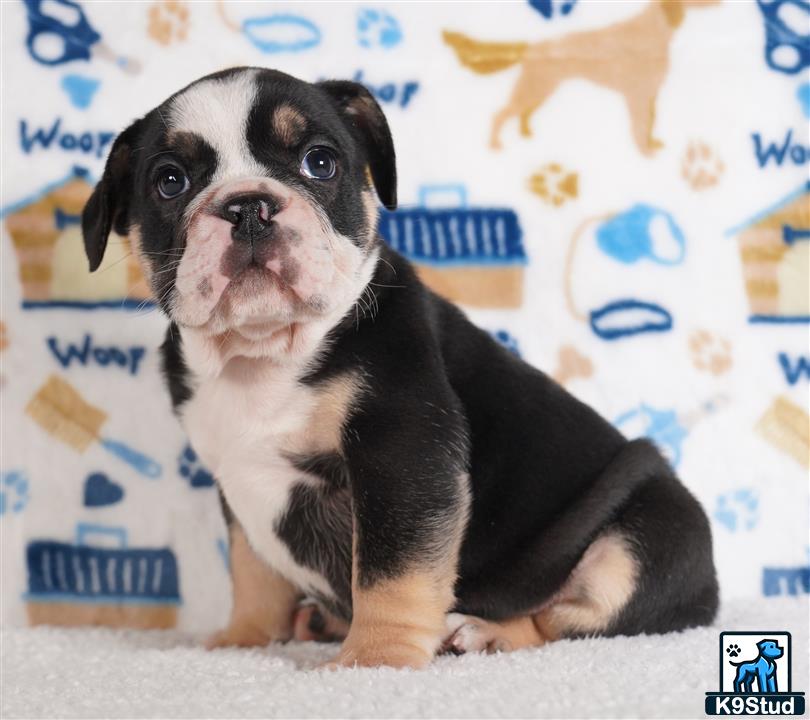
[705,632,805,715]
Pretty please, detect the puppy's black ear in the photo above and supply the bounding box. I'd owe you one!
[82,118,144,272]
[318,81,397,210]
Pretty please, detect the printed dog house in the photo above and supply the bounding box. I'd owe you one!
[731,182,809,323]
[378,207,527,308]
[25,540,180,629]
[3,166,151,309]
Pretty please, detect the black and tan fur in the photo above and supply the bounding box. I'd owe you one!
[81,67,718,668]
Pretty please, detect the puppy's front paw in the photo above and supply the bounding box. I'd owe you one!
[205,621,291,650]
[322,641,433,670]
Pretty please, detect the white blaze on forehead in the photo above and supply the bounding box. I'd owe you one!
[167,69,265,180]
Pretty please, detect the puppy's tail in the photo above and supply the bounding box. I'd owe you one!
[442,31,527,74]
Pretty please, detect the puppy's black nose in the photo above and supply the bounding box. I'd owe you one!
[221,194,280,243]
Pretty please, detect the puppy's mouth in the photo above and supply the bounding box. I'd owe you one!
[212,261,305,330]
[224,262,279,300]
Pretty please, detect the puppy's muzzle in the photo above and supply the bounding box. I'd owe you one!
[222,193,282,246]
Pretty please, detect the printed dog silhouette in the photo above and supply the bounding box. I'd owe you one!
[443,0,720,154]
[731,639,783,694]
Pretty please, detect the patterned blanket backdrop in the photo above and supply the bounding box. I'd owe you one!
[0,0,808,634]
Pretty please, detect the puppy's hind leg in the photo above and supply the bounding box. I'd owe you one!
[532,531,638,641]
[443,613,549,654]
[445,532,638,655]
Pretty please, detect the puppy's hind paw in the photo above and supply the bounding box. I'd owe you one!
[442,614,510,655]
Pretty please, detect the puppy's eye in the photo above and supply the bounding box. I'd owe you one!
[300,147,336,180]
[156,166,190,199]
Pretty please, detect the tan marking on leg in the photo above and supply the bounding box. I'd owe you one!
[272,104,307,147]
[535,531,638,638]
[328,572,455,669]
[206,524,300,649]
[445,532,638,655]
[328,480,468,669]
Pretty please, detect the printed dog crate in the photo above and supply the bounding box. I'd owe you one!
[25,539,181,629]
[734,182,809,323]
[379,204,527,308]
[3,166,151,310]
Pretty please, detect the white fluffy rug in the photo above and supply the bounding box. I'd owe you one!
[2,597,807,719]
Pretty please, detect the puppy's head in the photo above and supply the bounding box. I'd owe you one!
[82,68,395,361]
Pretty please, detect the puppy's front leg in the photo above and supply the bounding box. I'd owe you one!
[207,521,299,649]
[329,411,470,669]
[330,569,458,669]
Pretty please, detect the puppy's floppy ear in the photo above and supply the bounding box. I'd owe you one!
[317,80,397,210]
[81,118,144,272]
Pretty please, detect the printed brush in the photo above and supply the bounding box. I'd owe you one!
[26,375,161,478]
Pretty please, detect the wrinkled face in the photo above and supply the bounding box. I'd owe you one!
[82,68,396,361]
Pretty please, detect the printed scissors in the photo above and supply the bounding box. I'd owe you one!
[23,0,140,73]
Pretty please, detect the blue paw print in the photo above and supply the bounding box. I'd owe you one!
[357,8,402,49]
[0,471,30,515]
[492,330,521,357]
[714,489,759,532]
[178,445,215,488]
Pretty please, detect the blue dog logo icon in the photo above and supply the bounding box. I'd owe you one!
[730,639,783,694]
[706,631,805,716]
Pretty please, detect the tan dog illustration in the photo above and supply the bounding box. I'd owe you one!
[443,0,720,154]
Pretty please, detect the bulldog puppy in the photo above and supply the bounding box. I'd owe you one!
[81,67,719,668]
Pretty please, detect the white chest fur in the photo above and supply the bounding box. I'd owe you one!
[180,359,342,599]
